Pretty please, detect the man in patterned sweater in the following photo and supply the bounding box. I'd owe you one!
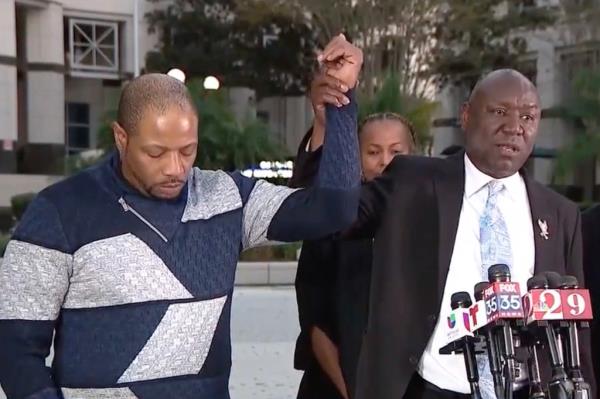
[0,36,361,399]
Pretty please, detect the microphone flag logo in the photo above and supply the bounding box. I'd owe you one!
[447,313,456,329]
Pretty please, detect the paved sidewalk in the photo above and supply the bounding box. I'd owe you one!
[230,286,301,399]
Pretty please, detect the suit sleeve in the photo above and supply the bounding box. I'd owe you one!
[582,206,600,389]
[241,92,360,249]
[0,195,72,399]
[343,156,401,239]
[288,128,323,189]
[296,239,337,340]
[567,208,597,395]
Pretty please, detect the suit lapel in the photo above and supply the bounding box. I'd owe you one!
[523,172,556,274]
[435,154,465,296]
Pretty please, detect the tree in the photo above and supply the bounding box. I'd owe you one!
[237,0,442,99]
[430,0,557,91]
[145,0,318,97]
[187,80,288,170]
[553,69,600,201]
[359,74,438,155]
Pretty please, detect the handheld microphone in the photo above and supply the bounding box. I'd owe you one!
[451,291,483,399]
[474,281,504,399]
[557,275,592,399]
[526,272,573,399]
[523,275,548,399]
[484,264,523,399]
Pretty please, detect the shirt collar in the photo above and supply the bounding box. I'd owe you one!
[464,153,522,201]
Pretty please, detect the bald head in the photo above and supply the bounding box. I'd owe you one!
[117,73,196,134]
[469,69,539,104]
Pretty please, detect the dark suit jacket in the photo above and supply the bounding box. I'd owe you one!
[581,205,600,384]
[353,153,597,399]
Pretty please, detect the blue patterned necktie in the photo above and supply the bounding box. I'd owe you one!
[477,180,513,398]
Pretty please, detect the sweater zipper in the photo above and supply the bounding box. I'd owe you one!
[118,197,168,243]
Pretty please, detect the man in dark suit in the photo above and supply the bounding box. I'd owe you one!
[351,69,596,399]
[581,205,600,385]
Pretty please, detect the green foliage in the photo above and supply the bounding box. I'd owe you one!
[11,193,36,221]
[0,208,13,233]
[358,74,438,154]
[145,0,318,97]
[97,110,118,151]
[553,70,600,183]
[431,0,557,89]
[188,80,289,170]
[0,234,9,257]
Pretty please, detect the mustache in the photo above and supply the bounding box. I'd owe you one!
[158,178,186,185]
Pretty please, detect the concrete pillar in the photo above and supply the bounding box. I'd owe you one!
[26,2,65,144]
[227,87,257,123]
[23,2,65,174]
[0,0,18,172]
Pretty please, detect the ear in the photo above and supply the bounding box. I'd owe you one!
[460,102,470,131]
[112,121,128,156]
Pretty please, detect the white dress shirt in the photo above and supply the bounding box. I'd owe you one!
[417,154,535,393]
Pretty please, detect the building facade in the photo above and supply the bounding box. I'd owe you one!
[0,0,161,205]
[431,1,600,192]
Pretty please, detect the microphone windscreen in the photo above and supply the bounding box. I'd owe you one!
[560,275,578,289]
[488,264,511,282]
[450,291,473,309]
[473,282,490,301]
[527,275,548,290]
[544,271,563,288]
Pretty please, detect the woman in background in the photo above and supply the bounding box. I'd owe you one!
[290,72,417,399]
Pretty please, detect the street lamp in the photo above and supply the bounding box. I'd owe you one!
[203,75,220,90]
[167,68,186,83]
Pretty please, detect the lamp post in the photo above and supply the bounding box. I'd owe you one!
[167,68,186,83]
[203,75,220,90]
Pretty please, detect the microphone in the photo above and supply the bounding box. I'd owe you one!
[450,291,483,399]
[474,281,504,399]
[483,264,523,399]
[524,272,573,398]
[557,275,592,399]
[523,275,548,398]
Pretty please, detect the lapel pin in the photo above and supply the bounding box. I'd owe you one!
[537,219,549,240]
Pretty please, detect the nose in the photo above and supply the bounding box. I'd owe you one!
[382,152,394,169]
[503,112,523,136]
[163,152,184,178]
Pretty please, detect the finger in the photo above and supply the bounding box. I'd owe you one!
[325,46,354,63]
[320,35,345,61]
[320,94,344,107]
[320,87,350,105]
[315,74,348,92]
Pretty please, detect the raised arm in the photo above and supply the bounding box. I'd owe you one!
[241,36,362,248]
[289,70,352,189]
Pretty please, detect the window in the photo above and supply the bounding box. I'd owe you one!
[519,58,538,85]
[66,103,90,154]
[558,43,600,97]
[69,19,119,72]
[257,110,270,124]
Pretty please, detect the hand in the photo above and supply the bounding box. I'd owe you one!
[318,34,363,89]
[310,71,350,126]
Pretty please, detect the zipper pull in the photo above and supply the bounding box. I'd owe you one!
[118,197,129,212]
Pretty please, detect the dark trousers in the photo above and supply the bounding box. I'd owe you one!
[403,373,531,399]
[297,365,345,399]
